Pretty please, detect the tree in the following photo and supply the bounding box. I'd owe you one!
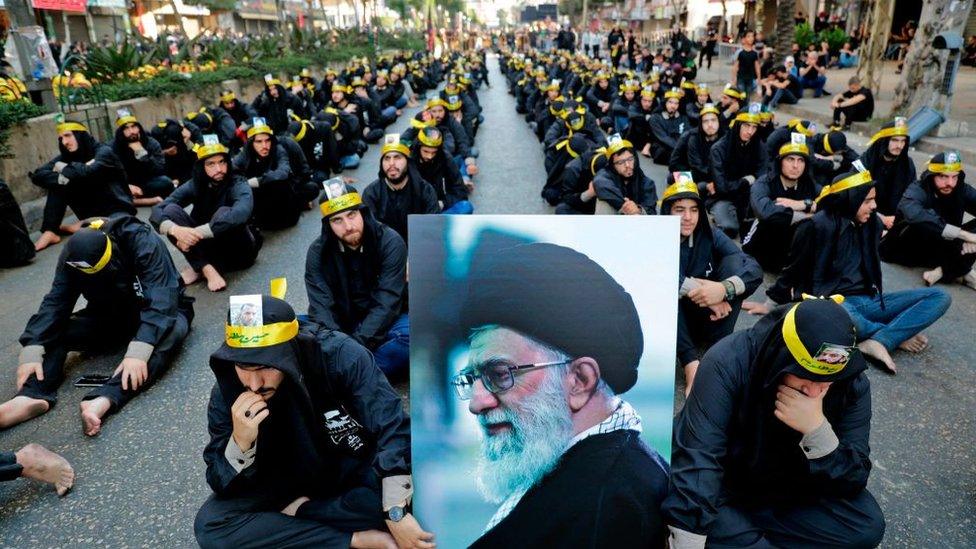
[772,0,796,59]
[855,0,892,98]
[889,0,974,117]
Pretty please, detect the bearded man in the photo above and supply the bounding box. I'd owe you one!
[452,242,670,548]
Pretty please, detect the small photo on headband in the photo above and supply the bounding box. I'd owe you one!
[945,151,960,164]
[202,134,220,146]
[894,116,907,128]
[322,177,346,199]
[813,343,854,366]
[264,73,274,82]
[673,171,694,185]
[384,133,402,145]
[117,108,132,119]
[230,295,263,327]
[852,159,868,173]
[790,132,806,145]
[251,117,267,127]
[607,133,624,146]
[748,103,762,115]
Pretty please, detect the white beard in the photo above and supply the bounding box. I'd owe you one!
[475,370,574,504]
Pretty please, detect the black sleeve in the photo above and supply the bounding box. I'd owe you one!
[144,138,167,176]
[126,225,181,346]
[712,228,763,296]
[29,157,63,190]
[750,177,793,222]
[352,231,406,347]
[203,384,258,496]
[210,180,254,235]
[649,115,679,150]
[150,180,196,230]
[60,146,123,183]
[304,237,342,331]
[807,376,874,497]
[767,219,816,303]
[640,174,658,214]
[19,262,81,349]
[593,172,625,211]
[259,146,291,185]
[897,182,946,233]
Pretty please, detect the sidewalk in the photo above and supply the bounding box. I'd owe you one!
[694,60,976,162]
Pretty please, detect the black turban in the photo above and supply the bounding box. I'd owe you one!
[460,242,644,394]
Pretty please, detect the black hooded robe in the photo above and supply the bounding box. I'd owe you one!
[233,139,299,230]
[361,167,439,245]
[111,122,173,198]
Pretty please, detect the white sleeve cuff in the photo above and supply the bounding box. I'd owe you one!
[680,277,702,298]
[158,219,176,236]
[668,525,707,549]
[225,439,257,473]
[124,341,154,362]
[791,211,809,225]
[19,345,44,365]
[195,224,215,239]
[382,474,414,511]
[725,276,746,296]
[942,224,962,240]
[800,420,840,459]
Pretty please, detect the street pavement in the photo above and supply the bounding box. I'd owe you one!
[0,55,974,547]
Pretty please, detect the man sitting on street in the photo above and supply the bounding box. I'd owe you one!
[111,109,174,206]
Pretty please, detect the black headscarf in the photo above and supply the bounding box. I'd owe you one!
[860,122,916,215]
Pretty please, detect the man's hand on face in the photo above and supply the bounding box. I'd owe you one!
[170,225,202,251]
[688,278,727,307]
[281,496,310,516]
[774,384,828,435]
[16,362,43,391]
[114,357,149,391]
[128,141,145,153]
[708,301,733,321]
[231,391,269,451]
[386,513,436,549]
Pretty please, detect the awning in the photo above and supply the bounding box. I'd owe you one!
[238,11,278,21]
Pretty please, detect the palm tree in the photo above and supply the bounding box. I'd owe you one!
[773,0,796,62]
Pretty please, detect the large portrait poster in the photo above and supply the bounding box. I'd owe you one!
[409,215,679,548]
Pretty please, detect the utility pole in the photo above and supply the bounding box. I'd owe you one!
[581,0,588,30]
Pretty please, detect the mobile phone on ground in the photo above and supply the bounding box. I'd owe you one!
[74,374,111,388]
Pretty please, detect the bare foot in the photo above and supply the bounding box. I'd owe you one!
[350,529,397,549]
[201,264,227,292]
[963,270,976,291]
[16,443,75,496]
[922,267,943,286]
[683,360,700,397]
[0,396,51,429]
[59,222,82,235]
[898,334,929,354]
[79,397,112,437]
[640,144,651,157]
[858,339,897,374]
[34,231,61,251]
[133,197,164,207]
[181,268,201,285]
[741,301,771,315]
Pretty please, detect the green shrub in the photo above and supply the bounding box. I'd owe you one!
[794,23,817,50]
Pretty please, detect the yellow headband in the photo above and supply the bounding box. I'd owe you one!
[723,88,746,100]
[782,299,850,376]
[417,129,443,148]
[661,180,699,202]
[928,161,962,174]
[225,319,299,348]
[779,142,809,158]
[733,112,761,126]
[247,124,273,138]
[220,91,236,102]
[293,121,309,142]
[57,122,88,134]
[868,124,909,145]
[115,115,138,128]
[410,117,436,130]
[605,138,634,158]
[640,88,655,99]
[195,142,230,160]
[664,90,683,100]
[815,170,874,203]
[427,98,448,110]
[823,134,833,154]
[555,138,579,158]
[381,141,411,158]
[69,234,112,274]
[700,105,720,117]
[320,191,363,217]
[590,148,607,175]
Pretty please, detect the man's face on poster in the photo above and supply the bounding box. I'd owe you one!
[465,326,574,504]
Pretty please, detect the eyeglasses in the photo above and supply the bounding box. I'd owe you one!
[451,359,574,400]
[613,155,636,167]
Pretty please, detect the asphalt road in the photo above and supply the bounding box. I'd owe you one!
[0,55,973,548]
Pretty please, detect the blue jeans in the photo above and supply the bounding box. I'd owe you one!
[737,77,756,99]
[614,114,631,133]
[340,155,361,169]
[442,200,473,214]
[842,289,951,350]
[769,88,798,109]
[373,313,409,377]
[801,75,827,97]
[394,96,408,109]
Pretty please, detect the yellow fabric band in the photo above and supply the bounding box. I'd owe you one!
[664,90,683,100]
[823,134,833,154]
[220,92,235,102]
[247,124,273,138]
[293,121,309,142]
[605,139,634,158]
[779,142,809,157]
[410,117,435,130]
[700,106,720,117]
[381,142,411,158]
[733,113,761,126]
[815,170,874,203]
[868,125,909,145]
[115,115,138,128]
[782,303,848,376]
[195,142,230,160]
[590,148,607,175]
[928,162,962,174]
[225,319,299,348]
[724,89,746,100]
[417,130,442,148]
[320,192,363,217]
[74,235,113,274]
[661,180,700,202]
[270,278,287,299]
[57,122,88,134]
